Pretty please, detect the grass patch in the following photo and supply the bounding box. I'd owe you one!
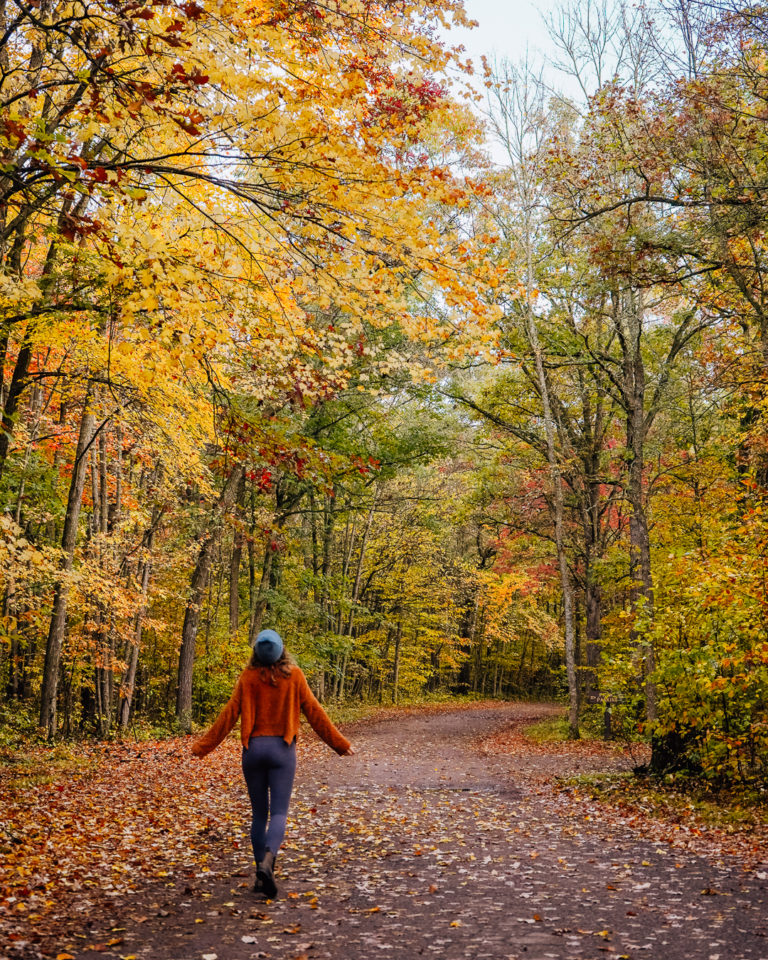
[524,713,570,743]
[322,701,388,726]
[0,741,97,791]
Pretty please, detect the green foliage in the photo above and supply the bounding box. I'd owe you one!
[649,542,768,783]
[524,714,571,743]
[0,702,41,757]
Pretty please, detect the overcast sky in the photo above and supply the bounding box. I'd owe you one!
[446,0,578,160]
[452,0,564,72]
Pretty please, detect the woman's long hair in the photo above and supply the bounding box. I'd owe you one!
[249,646,295,684]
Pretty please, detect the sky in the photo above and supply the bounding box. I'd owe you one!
[451,0,565,73]
[445,0,578,160]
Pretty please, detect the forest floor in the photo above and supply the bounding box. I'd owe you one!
[2,701,768,960]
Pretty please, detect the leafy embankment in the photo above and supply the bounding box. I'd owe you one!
[483,717,768,871]
[556,775,768,869]
[1,738,249,955]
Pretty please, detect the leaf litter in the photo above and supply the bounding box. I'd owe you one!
[2,703,767,960]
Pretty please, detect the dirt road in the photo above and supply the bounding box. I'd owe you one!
[68,703,767,960]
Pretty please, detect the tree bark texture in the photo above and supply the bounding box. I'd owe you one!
[118,526,154,730]
[525,238,580,738]
[616,290,656,722]
[228,471,246,637]
[176,464,245,732]
[39,397,96,736]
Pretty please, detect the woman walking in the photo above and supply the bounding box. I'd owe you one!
[191,629,354,898]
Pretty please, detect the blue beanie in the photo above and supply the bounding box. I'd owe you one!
[254,628,283,665]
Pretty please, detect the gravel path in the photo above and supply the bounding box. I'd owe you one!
[68,703,767,960]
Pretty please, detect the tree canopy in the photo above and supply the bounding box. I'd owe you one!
[2,0,768,788]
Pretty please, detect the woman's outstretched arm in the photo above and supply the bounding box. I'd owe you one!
[298,672,353,755]
[191,676,244,757]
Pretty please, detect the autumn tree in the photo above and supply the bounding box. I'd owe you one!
[0,0,501,737]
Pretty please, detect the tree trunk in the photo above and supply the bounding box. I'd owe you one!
[337,647,349,701]
[309,489,321,607]
[228,471,245,637]
[524,232,579,738]
[39,395,96,737]
[248,542,275,643]
[113,422,122,529]
[118,527,154,731]
[6,626,19,699]
[582,469,603,701]
[0,340,32,481]
[392,621,402,704]
[89,446,99,537]
[618,290,656,722]
[229,538,242,637]
[321,491,335,628]
[627,432,655,717]
[344,487,377,639]
[99,426,108,535]
[176,464,244,732]
[247,489,257,622]
[585,570,602,697]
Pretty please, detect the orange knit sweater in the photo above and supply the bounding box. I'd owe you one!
[191,665,351,757]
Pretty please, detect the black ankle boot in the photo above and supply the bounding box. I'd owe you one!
[257,850,277,899]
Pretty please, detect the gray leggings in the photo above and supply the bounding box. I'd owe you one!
[241,736,297,864]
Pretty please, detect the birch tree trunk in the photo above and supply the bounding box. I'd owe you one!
[485,59,579,736]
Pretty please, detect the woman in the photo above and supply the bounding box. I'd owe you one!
[191,629,354,898]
